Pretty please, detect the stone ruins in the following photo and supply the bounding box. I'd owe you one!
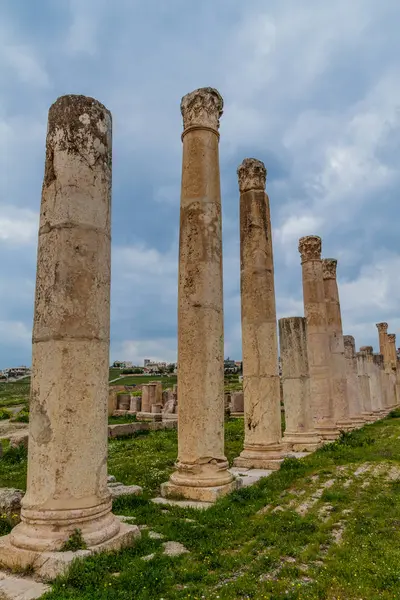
[0,87,398,580]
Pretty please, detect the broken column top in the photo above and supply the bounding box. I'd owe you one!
[376,322,388,331]
[45,94,112,189]
[360,346,373,355]
[322,258,337,279]
[237,158,267,193]
[180,87,223,133]
[298,235,322,262]
[343,335,356,357]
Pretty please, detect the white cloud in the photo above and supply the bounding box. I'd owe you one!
[0,24,49,88]
[0,206,38,246]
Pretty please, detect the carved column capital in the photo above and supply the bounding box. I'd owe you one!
[360,346,373,355]
[322,258,337,280]
[298,235,322,262]
[388,334,396,343]
[180,87,223,134]
[376,322,388,332]
[237,158,267,193]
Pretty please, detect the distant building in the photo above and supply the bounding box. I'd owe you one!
[0,366,31,380]
[224,358,238,374]
[112,361,133,369]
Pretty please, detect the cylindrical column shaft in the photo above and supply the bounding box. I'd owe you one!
[279,317,321,451]
[387,334,399,407]
[9,95,138,552]
[161,88,235,502]
[362,347,381,418]
[298,236,338,440]
[322,259,353,430]
[376,322,388,364]
[343,336,364,427]
[372,354,386,416]
[357,349,374,421]
[233,159,286,469]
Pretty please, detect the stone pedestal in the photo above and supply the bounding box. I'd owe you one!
[233,159,286,470]
[322,259,353,430]
[343,336,366,427]
[230,391,244,415]
[357,350,375,422]
[279,317,321,451]
[0,95,139,570]
[161,88,236,502]
[298,236,338,440]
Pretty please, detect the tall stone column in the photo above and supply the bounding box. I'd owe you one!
[298,236,338,440]
[161,88,235,502]
[376,322,389,365]
[322,259,353,430]
[343,336,364,427]
[357,349,374,422]
[279,317,321,451]
[233,159,286,469]
[0,96,139,570]
[387,334,399,407]
[363,347,382,419]
[372,354,386,417]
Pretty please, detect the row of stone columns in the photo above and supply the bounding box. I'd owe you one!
[1,87,398,579]
[160,85,399,503]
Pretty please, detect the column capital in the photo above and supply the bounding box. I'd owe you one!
[322,258,337,280]
[237,158,266,193]
[298,235,321,262]
[376,322,388,332]
[388,333,396,343]
[180,87,223,134]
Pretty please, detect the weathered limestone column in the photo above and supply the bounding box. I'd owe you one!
[376,322,389,365]
[343,336,365,427]
[372,354,386,417]
[298,236,338,440]
[363,347,382,419]
[387,334,399,407]
[0,96,139,568]
[161,88,235,501]
[357,348,374,422]
[232,159,286,469]
[322,259,353,430]
[279,317,321,451]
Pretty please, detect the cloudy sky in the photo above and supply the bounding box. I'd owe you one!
[0,0,399,369]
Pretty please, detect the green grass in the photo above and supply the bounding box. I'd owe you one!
[0,382,30,408]
[3,417,400,599]
[113,375,177,388]
[108,414,138,425]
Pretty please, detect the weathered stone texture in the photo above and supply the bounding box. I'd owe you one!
[161,88,235,502]
[299,236,338,440]
[234,158,285,470]
[279,317,321,451]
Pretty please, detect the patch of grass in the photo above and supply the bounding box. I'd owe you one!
[11,408,29,423]
[108,414,137,425]
[0,408,11,420]
[60,529,87,552]
[4,416,400,599]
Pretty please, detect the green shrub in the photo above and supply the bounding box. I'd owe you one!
[12,409,29,423]
[0,408,11,420]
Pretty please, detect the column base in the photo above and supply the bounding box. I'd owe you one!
[336,419,355,432]
[361,412,376,423]
[0,522,140,581]
[160,479,238,503]
[314,424,340,441]
[233,443,287,470]
[348,416,367,428]
[282,431,322,452]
